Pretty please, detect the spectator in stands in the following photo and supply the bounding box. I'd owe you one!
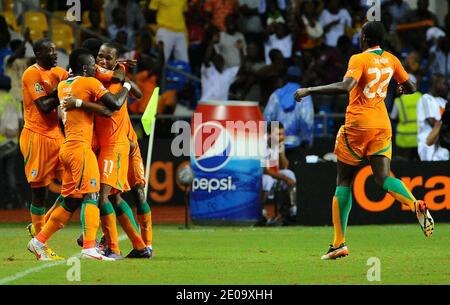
[397,0,438,51]
[0,89,22,209]
[264,18,293,64]
[80,10,108,42]
[259,0,287,26]
[430,36,450,83]
[107,8,135,49]
[200,32,243,101]
[190,26,221,76]
[204,0,239,32]
[158,81,197,115]
[382,0,411,31]
[417,73,450,161]
[105,0,146,36]
[391,73,422,161]
[319,0,352,48]
[230,41,265,102]
[187,0,207,47]
[255,48,286,106]
[381,10,402,54]
[432,102,450,153]
[0,15,12,91]
[149,0,189,63]
[293,0,323,51]
[215,14,247,68]
[4,38,32,108]
[258,122,297,226]
[239,0,264,43]
[130,48,164,114]
[263,66,314,165]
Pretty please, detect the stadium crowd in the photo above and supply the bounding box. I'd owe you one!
[0,0,450,211]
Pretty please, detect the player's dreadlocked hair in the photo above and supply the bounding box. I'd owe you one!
[362,21,385,48]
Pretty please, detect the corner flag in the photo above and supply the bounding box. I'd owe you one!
[141,86,159,199]
[141,87,160,135]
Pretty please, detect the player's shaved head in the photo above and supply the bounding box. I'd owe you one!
[33,38,57,69]
[33,38,53,55]
[361,21,385,49]
[69,48,96,76]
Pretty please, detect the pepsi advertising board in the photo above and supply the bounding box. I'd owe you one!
[190,101,265,225]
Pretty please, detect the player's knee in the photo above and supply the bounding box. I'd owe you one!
[62,198,79,213]
[31,187,47,206]
[83,192,99,203]
[132,185,146,204]
[373,173,389,188]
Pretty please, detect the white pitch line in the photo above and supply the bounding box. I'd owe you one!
[0,235,128,285]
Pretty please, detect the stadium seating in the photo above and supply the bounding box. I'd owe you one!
[24,11,48,40]
[2,0,13,11]
[50,12,74,53]
[82,10,106,29]
[1,11,20,32]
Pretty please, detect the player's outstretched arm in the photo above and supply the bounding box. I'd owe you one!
[35,90,60,113]
[100,84,131,111]
[295,77,357,102]
[61,97,113,117]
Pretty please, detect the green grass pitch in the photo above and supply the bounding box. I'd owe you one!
[1,223,449,285]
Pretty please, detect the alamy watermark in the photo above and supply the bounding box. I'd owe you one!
[367,257,381,282]
[367,0,381,22]
[65,0,81,22]
[66,256,81,282]
[170,114,281,169]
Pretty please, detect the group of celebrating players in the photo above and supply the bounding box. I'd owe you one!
[21,20,436,262]
[22,37,153,261]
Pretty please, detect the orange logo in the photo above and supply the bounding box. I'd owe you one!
[354,165,450,212]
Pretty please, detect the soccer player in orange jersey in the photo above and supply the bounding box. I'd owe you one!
[126,114,154,256]
[294,21,434,260]
[20,38,68,260]
[27,48,131,261]
[93,43,151,259]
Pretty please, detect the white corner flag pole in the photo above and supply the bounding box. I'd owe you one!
[144,119,157,200]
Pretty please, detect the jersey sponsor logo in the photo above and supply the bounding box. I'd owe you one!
[34,82,45,93]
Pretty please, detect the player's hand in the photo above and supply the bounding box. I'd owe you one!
[61,96,77,111]
[397,85,406,95]
[117,58,137,69]
[295,88,310,102]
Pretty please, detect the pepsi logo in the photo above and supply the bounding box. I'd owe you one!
[192,122,232,172]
